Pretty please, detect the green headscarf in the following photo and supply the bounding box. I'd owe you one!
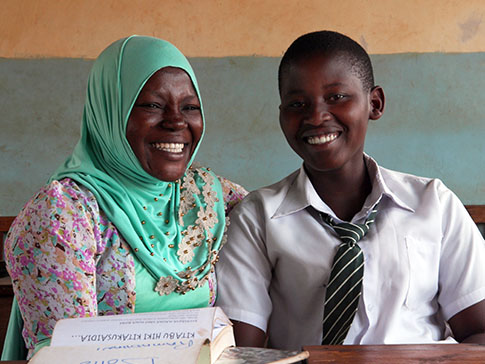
[51,35,226,295]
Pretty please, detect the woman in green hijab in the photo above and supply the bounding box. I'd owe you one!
[3,35,247,359]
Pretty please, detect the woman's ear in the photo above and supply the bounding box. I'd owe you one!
[369,86,385,120]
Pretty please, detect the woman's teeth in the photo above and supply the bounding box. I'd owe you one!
[307,133,338,145]
[152,142,184,153]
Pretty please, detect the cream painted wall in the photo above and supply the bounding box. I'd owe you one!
[1,0,484,58]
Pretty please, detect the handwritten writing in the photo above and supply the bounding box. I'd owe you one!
[97,339,194,351]
[80,357,157,364]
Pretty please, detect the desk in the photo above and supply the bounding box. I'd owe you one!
[304,344,485,363]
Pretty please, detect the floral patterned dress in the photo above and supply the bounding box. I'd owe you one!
[4,176,247,355]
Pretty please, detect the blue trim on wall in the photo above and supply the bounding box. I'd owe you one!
[1,53,484,214]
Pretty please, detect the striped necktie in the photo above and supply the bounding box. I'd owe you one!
[320,205,378,345]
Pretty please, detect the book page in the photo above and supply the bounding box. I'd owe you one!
[212,307,233,340]
[51,307,220,347]
[30,341,207,364]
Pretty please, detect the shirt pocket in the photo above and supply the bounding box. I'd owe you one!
[404,236,440,309]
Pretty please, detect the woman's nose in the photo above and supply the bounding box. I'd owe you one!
[161,108,186,130]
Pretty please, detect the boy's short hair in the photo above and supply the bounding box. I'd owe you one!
[278,30,375,93]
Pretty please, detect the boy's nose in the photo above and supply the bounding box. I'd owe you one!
[305,104,331,125]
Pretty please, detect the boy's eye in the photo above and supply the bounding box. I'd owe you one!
[288,101,306,108]
[327,94,345,102]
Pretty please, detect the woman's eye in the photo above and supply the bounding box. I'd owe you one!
[135,102,161,110]
[145,103,160,109]
[184,105,201,111]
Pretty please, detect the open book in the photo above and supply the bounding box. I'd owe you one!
[29,307,234,364]
[29,307,308,364]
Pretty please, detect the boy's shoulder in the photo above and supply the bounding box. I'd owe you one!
[379,164,436,185]
[232,169,301,215]
[378,164,453,210]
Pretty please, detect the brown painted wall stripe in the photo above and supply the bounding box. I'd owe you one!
[1,0,484,58]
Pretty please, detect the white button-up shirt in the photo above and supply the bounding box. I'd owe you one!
[216,156,485,350]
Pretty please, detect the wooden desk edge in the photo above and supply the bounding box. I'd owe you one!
[303,344,485,363]
[0,217,15,233]
[465,205,485,224]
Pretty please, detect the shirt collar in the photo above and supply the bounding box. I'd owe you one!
[272,154,414,221]
[363,154,414,215]
[272,165,312,218]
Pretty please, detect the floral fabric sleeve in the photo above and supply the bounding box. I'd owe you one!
[218,176,249,215]
[4,179,101,355]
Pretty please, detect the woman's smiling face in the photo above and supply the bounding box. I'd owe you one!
[126,67,203,182]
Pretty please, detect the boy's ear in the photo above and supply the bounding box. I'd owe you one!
[369,86,385,120]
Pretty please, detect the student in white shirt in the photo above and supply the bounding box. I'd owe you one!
[215,30,485,349]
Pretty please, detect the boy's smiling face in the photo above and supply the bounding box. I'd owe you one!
[279,52,384,179]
